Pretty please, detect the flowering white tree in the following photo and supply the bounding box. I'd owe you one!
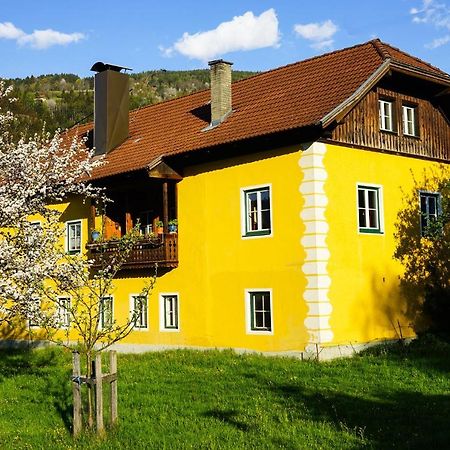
[0,81,157,430]
[0,80,103,325]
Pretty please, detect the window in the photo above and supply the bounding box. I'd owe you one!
[379,99,394,132]
[246,290,272,333]
[420,192,441,236]
[402,105,417,136]
[27,221,42,245]
[131,295,148,329]
[242,185,272,237]
[28,297,41,328]
[357,185,383,233]
[57,297,71,328]
[99,296,113,328]
[66,220,82,254]
[160,294,179,330]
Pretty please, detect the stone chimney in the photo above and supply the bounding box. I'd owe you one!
[91,62,131,155]
[208,59,233,126]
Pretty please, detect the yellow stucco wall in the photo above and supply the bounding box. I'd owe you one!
[324,143,448,346]
[99,146,309,352]
[9,141,448,354]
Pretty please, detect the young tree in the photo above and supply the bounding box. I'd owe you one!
[1,80,158,429]
[0,80,103,324]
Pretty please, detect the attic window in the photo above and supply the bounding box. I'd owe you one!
[379,99,394,132]
[402,104,418,137]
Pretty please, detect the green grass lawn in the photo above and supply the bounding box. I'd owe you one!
[0,336,449,449]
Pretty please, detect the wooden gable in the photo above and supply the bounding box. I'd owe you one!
[325,74,450,161]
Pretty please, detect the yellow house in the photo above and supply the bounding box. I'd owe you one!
[39,40,450,359]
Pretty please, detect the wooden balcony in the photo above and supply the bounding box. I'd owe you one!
[87,234,178,270]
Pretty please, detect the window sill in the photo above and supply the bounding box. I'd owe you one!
[247,329,274,335]
[242,230,272,239]
[358,229,384,235]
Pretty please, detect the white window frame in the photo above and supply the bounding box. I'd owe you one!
[27,297,41,329]
[27,221,42,245]
[245,289,273,335]
[57,297,71,329]
[356,183,384,234]
[379,99,394,132]
[402,105,417,136]
[129,294,148,330]
[99,296,114,329]
[159,293,180,332]
[66,220,82,254]
[419,191,441,236]
[240,184,273,239]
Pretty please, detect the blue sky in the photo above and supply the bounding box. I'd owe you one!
[1,0,449,78]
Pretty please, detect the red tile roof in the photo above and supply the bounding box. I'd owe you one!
[73,39,449,180]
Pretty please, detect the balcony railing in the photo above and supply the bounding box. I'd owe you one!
[86,234,178,270]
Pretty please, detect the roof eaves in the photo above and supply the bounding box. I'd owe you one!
[390,61,450,86]
[320,59,391,128]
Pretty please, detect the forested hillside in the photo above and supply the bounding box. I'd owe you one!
[1,69,256,136]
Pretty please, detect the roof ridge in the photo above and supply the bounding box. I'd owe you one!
[370,38,391,61]
[378,39,448,76]
[129,40,379,117]
[231,40,378,86]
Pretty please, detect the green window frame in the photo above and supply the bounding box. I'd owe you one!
[28,297,41,328]
[99,296,113,329]
[163,295,178,330]
[420,191,441,236]
[57,297,71,329]
[66,220,82,254]
[131,295,148,329]
[243,186,271,237]
[357,185,383,234]
[249,291,272,332]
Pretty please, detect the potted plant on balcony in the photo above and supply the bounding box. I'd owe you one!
[156,220,164,235]
[168,219,178,233]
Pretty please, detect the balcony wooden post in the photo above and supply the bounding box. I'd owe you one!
[89,202,96,238]
[163,181,169,234]
[125,212,133,233]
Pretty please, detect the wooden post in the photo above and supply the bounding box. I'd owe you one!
[72,352,82,437]
[163,181,169,234]
[95,354,104,435]
[89,202,97,238]
[125,212,133,233]
[110,351,118,425]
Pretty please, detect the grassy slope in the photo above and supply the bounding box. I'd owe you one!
[0,337,449,449]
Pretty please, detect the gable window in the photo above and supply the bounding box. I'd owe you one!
[379,99,394,132]
[99,296,113,329]
[242,185,272,237]
[57,297,71,328]
[357,185,383,234]
[131,295,148,329]
[246,290,272,333]
[420,192,441,236]
[160,294,179,330]
[66,220,82,254]
[402,105,417,137]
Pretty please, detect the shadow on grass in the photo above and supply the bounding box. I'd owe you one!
[203,409,252,432]
[0,347,74,433]
[361,334,450,374]
[0,347,56,379]
[271,384,450,448]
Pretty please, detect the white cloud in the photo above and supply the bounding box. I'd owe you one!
[293,20,338,50]
[0,21,85,49]
[410,0,450,29]
[425,34,450,47]
[0,22,25,40]
[162,9,280,61]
